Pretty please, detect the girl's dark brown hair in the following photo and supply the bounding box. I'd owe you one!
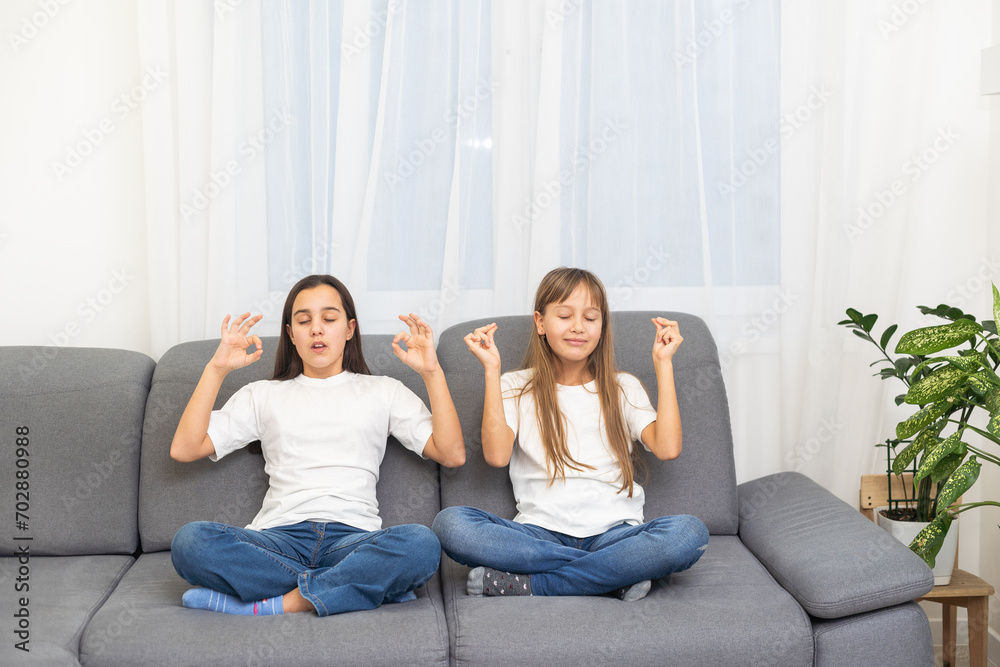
[271,274,371,380]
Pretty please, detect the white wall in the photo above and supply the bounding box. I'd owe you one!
[0,0,150,355]
[983,4,1000,659]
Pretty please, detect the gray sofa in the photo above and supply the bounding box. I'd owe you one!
[0,312,935,666]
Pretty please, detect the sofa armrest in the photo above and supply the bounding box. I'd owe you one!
[738,472,933,619]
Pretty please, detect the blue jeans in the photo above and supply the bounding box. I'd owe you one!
[432,506,709,597]
[171,520,440,616]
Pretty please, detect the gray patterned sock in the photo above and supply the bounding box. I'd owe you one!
[613,579,651,602]
[467,567,532,597]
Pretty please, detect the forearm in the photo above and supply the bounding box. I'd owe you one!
[481,368,514,467]
[649,361,682,460]
[421,369,466,467]
[170,364,227,462]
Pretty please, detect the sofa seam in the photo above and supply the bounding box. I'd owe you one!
[72,555,136,662]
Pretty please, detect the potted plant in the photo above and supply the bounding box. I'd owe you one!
[839,285,1000,574]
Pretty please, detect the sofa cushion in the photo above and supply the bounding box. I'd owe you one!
[138,335,442,552]
[439,535,812,666]
[80,552,449,666]
[435,312,739,534]
[738,472,934,618]
[0,347,154,556]
[0,554,133,666]
[811,601,932,667]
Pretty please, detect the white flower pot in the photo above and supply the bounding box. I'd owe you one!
[876,506,959,586]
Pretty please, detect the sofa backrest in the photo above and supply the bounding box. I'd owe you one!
[0,347,155,555]
[436,312,739,535]
[138,335,442,552]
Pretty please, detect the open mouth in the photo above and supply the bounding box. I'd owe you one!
[310,342,327,352]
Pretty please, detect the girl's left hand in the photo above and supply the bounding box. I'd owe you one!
[652,317,683,363]
[393,313,440,375]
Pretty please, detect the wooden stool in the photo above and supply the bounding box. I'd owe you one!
[860,474,995,667]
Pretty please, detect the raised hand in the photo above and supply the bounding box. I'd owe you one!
[463,323,501,371]
[652,317,683,364]
[210,313,264,374]
[392,313,440,375]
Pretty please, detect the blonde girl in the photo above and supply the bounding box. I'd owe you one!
[432,267,708,600]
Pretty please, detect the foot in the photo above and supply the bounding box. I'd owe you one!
[181,588,284,615]
[467,566,532,597]
[613,579,651,602]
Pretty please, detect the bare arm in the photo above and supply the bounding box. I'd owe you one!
[465,324,515,467]
[170,313,263,463]
[393,314,465,468]
[641,317,683,461]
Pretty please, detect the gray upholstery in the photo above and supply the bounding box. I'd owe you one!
[80,552,448,667]
[738,472,934,618]
[440,536,813,666]
[434,312,739,535]
[0,555,133,666]
[0,347,154,556]
[812,602,934,667]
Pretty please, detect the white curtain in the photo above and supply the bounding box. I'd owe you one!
[778,1,992,506]
[136,1,993,509]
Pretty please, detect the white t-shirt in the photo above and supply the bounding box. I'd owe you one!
[501,369,658,537]
[207,372,433,532]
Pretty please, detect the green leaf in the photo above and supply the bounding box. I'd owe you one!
[861,313,878,332]
[896,401,950,440]
[968,374,992,395]
[845,308,863,324]
[892,420,945,475]
[914,431,964,483]
[993,283,1000,331]
[852,330,871,342]
[982,320,998,336]
[931,445,967,484]
[909,513,953,568]
[989,409,1000,439]
[904,365,968,405]
[986,388,1000,413]
[935,456,980,511]
[878,324,897,350]
[895,320,981,355]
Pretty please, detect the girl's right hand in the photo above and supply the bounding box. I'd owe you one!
[463,323,501,371]
[210,313,264,374]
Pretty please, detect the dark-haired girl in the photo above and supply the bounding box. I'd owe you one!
[170,274,465,616]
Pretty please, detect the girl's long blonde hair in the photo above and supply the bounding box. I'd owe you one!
[517,267,644,496]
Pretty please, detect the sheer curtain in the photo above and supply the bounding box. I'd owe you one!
[137,1,992,506]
